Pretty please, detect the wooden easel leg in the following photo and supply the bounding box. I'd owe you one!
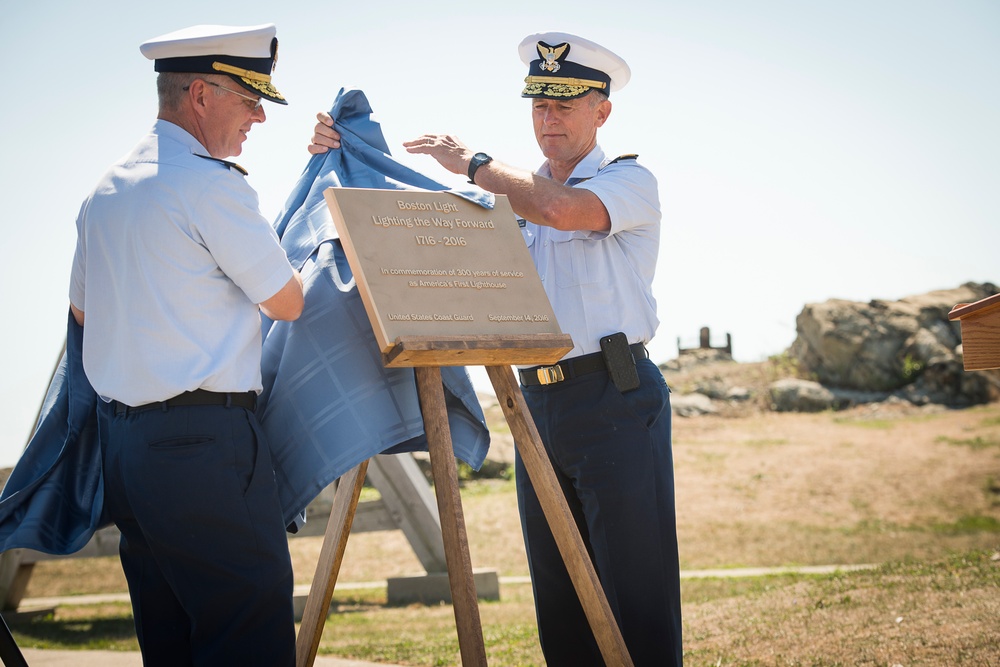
[295,460,370,667]
[414,366,488,667]
[486,365,634,667]
[0,611,28,667]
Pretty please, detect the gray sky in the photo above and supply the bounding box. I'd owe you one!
[1,0,997,466]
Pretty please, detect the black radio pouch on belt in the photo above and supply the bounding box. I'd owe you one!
[600,332,641,392]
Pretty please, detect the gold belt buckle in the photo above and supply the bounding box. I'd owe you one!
[536,364,565,385]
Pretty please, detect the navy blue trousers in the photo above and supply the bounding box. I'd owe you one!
[99,400,295,667]
[516,358,683,666]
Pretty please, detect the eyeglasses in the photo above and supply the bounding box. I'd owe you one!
[184,80,263,111]
[206,81,264,111]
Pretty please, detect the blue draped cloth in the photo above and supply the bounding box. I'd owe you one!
[0,87,492,554]
[0,314,105,554]
[260,87,493,525]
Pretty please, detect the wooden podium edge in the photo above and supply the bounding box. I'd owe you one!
[948,293,1000,321]
[949,293,1000,372]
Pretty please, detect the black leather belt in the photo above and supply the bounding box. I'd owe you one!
[113,389,257,416]
[519,343,647,386]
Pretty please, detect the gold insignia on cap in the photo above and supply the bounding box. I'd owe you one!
[212,61,272,83]
[523,82,591,98]
[536,42,569,73]
[212,61,286,102]
[524,75,607,90]
[241,78,286,102]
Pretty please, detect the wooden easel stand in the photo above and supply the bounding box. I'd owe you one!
[296,336,632,667]
[0,612,28,667]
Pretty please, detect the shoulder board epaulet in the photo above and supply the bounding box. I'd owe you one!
[601,154,639,169]
[195,154,249,176]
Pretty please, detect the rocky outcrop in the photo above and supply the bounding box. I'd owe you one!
[663,283,1000,415]
[788,282,1000,407]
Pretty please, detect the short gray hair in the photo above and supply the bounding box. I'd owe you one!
[587,89,609,107]
[156,72,228,111]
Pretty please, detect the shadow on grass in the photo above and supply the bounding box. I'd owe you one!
[4,609,137,651]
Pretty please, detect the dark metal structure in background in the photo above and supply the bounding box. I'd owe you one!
[678,326,732,357]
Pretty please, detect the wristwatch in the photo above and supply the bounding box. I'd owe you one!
[467,152,493,184]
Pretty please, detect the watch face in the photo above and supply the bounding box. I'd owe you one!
[468,153,492,182]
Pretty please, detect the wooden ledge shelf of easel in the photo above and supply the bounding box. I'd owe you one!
[382,334,574,368]
[948,293,1000,371]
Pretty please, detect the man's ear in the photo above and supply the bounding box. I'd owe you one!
[187,79,210,115]
[595,99,612,128]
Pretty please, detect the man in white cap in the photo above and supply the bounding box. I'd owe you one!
[312,30,682,665]
[69,23,302,666]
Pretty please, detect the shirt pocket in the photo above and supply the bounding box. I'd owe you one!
[551,232,606,288]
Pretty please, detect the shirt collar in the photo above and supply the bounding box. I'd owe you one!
[152,118,211,156]
[539,144,606,183]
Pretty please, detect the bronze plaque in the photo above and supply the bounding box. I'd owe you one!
[324,188,565,353]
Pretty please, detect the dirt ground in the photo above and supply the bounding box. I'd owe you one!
[306,360,1000,586]
[672,400,1000,566]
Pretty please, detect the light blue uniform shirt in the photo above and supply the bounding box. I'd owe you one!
[69,120,294,405]
[521,145,661,359]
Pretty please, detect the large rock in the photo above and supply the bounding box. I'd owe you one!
[671,392,718,417]
[769,378,836,412]
[789,282,1000,406]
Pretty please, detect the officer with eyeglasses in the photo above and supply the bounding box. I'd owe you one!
[68,23,303,666]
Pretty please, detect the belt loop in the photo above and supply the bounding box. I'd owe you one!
[225,392,233,408]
